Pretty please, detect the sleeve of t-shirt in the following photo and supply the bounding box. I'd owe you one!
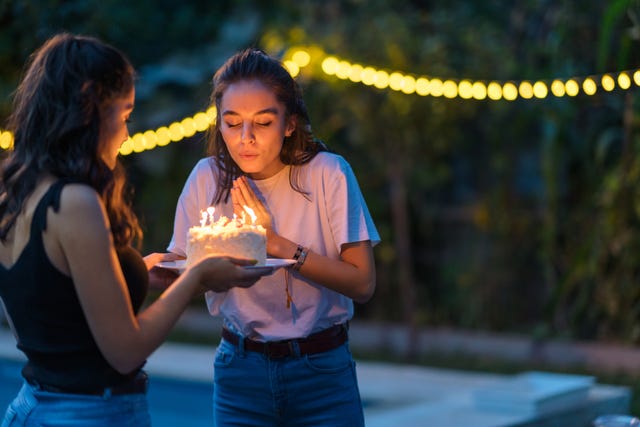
[167,158,217,256]
[324,154,381,251]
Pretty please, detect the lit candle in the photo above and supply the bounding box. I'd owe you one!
[200,211,207,227]
[233,213,242,227]
[243,205,257,225]
[207,207,215,227]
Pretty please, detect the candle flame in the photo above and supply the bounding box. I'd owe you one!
[206,207,215,227]
[243,205,257,224]
[196,206,260,229]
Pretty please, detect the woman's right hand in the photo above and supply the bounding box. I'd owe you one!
[186,255,273,293]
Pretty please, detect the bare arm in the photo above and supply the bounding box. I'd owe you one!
[53,184,269,374]
[231,176,376,303]
[270,234,375,303]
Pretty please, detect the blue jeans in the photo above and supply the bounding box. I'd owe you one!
[213,337,365,427]
[2,381,150,427]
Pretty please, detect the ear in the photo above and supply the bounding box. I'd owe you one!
[285,115,296,137]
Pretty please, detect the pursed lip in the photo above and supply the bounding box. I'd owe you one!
[238,152,259,160]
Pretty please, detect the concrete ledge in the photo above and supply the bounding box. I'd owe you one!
[347,322,640,375]
[172,309,640,375]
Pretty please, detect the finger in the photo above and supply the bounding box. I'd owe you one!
[225,256,259,266]
[239,266,274,278]
[161,252,184,261]
[231,186,248,216]
[238,179,270,219]
[143,252,165,269]
[235,177,260,206]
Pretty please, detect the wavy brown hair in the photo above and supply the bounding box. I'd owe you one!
[206,48,329,204]
[0,33,141,247]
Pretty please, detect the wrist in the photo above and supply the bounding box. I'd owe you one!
[292,246,309,271]
[267,231,297,259]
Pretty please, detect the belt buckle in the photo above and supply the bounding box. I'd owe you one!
[136,371,149,394]
[264,341,293,358]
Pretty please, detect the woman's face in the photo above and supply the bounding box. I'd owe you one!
[99,88,135,169]
[219,79,295,180]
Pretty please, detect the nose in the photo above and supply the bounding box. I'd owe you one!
[241,123,255,144]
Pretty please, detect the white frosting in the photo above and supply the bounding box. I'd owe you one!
[186,215,266,266]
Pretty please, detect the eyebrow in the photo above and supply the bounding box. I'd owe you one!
[222,107,279,117]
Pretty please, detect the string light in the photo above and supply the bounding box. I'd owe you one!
[0,130,13,150]
[618,72,631,89]
[308,48,640,103]
[2,46,640,154]
[117,105,216,156]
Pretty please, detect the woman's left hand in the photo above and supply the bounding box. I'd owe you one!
[231,176,273,230]
[144,252,183,291]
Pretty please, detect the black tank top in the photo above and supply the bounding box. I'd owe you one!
[0,180,149,391]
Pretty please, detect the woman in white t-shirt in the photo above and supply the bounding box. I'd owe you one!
[168,48,380,427]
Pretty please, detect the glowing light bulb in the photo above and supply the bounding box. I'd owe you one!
[292,50,310,67]
[487,82,502,100]
[502,83,518,101]
[321,57,339,75]
[565,79,579,96]
[551,80,565,97]
[518,81,533,99]
[532,81,548,99]
[373,70,390,89]
[582,78,597,95]
[415,78,430,96]
[472,82,487,100]
[458,80,473,99]
[618,72,631,89]
[442,80,457,98]
[601,74,615,92]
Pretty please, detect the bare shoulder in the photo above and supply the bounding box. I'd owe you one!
[52,183,108,229]
[59,183,102,210]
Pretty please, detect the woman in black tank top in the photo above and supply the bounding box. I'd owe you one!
[0,34,271,427]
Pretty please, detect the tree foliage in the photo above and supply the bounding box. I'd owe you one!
[3,0,640,343]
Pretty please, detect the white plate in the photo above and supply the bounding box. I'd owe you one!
[155,260,187,273]
[155,258,296,274]
[254,258,296,269]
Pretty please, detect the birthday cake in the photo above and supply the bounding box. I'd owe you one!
[186,207,267,266]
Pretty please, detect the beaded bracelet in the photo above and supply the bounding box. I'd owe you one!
[292,247,309,271]
[292,245,304,261]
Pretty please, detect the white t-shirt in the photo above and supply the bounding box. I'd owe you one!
[168,151,380,341]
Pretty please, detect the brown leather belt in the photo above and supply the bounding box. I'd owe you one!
[222,324,348,359]
[28,371,148,396]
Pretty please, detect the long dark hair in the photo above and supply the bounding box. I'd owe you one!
[207,48,329,204]
[0,33,141,247]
